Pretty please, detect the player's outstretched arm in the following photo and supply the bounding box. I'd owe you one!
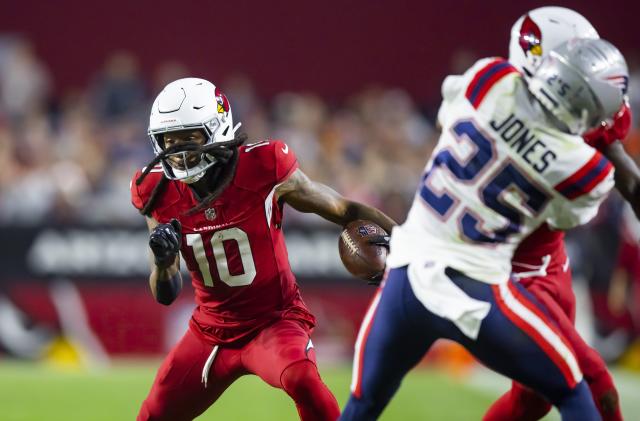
[145,216,183,305]
[276,168,397,232]
[602,141,640,218]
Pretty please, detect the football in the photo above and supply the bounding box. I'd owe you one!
[338,220,388,281]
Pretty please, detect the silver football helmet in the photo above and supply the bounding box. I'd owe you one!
[528,38,628,135]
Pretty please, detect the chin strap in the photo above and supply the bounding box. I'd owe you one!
[232,122,242,135]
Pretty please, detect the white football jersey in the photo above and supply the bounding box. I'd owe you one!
[387,57,614,283]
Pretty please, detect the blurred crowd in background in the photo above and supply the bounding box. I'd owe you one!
[0,36,440,227]
[2,35,640,363]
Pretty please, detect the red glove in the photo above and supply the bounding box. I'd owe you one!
[583,102,632,151]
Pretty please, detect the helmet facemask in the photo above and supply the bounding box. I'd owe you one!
[149,120,240,184]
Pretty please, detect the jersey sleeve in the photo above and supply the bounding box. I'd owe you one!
[583,102,632,151]
[272,140,299,184]
[236,140,299,193]
[546,151,615,230]
[130,170,146,211]
[463,58,519,111]
[130,165,165,212]
[437,75,464,127]
[437,57,519,128]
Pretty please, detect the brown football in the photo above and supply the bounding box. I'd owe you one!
[338,220,388,281]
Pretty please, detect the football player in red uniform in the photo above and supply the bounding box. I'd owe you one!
[131,78,396,421]
[483,7,637,421]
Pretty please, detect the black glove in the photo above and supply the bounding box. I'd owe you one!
[368,235,390,249]
[149,219,182,269]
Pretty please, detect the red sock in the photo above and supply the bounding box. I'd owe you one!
[280,360,340,421]
[483,382,551,421]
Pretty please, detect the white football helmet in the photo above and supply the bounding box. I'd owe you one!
[509,7,599,77]
[148,78,240,183]
[528,38,628,135]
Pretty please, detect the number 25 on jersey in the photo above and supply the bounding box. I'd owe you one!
[420,120,549,244]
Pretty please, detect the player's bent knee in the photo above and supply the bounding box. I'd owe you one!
[280,359,323,401]
[280,359,340,420]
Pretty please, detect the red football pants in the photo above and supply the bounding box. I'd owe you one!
[138,318,339,421]
[484,257,621,421]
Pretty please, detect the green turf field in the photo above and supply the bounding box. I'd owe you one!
[0,360,638,420]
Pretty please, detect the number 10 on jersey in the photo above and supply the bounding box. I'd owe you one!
[186,228,257,287]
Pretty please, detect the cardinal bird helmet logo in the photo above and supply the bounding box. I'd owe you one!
[215,88,230,115]
[519,14,543,57]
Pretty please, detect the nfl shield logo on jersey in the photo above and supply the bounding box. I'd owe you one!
[205,208,217,221]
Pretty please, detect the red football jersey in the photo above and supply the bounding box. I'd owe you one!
[512,223,565,270]
[131,140,316,345]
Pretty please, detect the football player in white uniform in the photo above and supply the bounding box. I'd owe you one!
[486,7,635,421]
[339,38,628,421]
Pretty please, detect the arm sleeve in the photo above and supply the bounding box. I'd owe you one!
[437,57,517,127]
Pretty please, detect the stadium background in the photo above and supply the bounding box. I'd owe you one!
[1,0,640,419]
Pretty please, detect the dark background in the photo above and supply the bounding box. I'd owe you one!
[3,0,639,101]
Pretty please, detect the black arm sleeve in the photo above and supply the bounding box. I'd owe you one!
[155,272,183,306]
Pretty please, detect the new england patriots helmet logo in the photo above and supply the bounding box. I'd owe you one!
[518,14,543,57]
[215,87,230,114]
[606,75,629,95]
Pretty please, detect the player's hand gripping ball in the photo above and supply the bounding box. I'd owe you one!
[338,220,389,285]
